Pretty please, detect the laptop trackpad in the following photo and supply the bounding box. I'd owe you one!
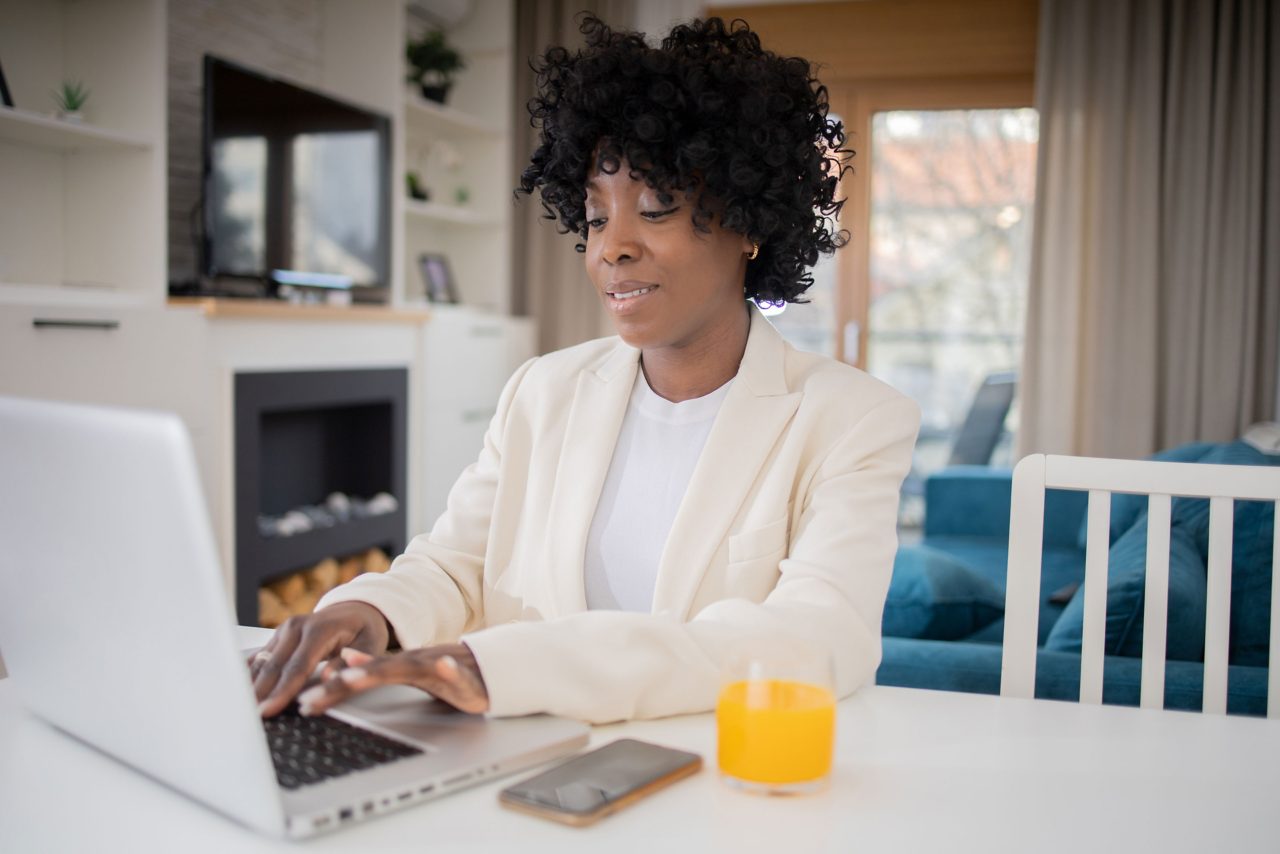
[332,685,485,750]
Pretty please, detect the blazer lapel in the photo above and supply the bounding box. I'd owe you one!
[541,340,639,616]
[652,309,801,618]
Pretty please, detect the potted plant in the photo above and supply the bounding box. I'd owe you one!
[52,79,89,122]
[406,30,464,104]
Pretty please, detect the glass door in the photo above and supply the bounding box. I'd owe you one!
[866,108,1038,524]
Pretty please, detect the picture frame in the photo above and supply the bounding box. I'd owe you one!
[0,57,13,108]
[418,252,458,304]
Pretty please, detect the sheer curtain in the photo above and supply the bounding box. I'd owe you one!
[1018,0,1279,458]
[510,0,634,355]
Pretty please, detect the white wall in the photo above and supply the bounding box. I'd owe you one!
[633,0,704,42]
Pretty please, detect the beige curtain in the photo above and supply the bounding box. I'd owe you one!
[1018,0,1279,458]
[511,0,636,355]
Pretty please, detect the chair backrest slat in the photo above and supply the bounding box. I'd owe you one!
[1042,455,1276,501]
[1002,455,1046,700]
[1079,490,1112,705]
[1002,454,1280,716]
[1203,497,1235,715]
[1140,495,1172,710]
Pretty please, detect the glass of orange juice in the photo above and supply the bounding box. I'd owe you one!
[716,648,835,794]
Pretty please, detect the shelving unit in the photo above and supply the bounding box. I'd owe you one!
[0,0,166,300]
[0,0,539,618]
[404,91,503,137]
[0,108,153,153]
[400,0,514,312]
[405,198,503,227]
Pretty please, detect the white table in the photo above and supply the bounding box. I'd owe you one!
[2,646,1277,853]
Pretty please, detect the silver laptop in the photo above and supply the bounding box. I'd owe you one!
[0,396,588,838]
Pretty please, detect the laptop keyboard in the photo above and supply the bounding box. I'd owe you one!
[263,704,424,790]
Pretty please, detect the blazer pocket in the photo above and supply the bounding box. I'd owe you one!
[728,516,789,564]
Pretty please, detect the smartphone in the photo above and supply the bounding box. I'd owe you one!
[498,738,702,826]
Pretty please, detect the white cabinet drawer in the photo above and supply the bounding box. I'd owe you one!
[0,305,210,420]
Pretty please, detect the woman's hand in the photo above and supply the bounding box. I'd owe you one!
[249,601,392,717]
[296,644,490,716]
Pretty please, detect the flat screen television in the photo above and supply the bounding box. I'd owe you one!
[201,55,391,298]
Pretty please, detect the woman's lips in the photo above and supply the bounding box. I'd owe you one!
[605,282,659,313]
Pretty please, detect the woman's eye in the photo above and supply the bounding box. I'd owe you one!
[641,207,681,220]
[586,217,606,230]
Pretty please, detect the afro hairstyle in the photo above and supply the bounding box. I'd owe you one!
[516,15,851,305]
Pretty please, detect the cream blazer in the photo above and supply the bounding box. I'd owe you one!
[318,308,920,723]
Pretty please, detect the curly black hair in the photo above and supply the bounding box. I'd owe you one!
[517,16,851,305]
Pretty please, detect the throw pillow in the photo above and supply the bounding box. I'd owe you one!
[1075,442,1215,551]
[883,546,1005,641]
[1168,440,1279,666]
[1045,521,1207,661]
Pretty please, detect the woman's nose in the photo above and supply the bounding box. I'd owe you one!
[599,218,641,265]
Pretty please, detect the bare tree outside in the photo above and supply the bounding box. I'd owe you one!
[761,108,1038,527]
[867,109,1038,519]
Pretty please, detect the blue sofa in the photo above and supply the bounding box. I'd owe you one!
[875,441,1277,716]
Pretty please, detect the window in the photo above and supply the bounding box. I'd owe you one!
[867,108,1038,498]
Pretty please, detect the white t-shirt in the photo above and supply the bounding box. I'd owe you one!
[583,369,733,611]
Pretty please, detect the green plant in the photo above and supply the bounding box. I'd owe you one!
[405,30,464,87]
[52,79,90,112]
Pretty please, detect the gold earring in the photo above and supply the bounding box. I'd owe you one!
[748,243,760,261]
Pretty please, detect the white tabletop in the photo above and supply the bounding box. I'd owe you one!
[1,637,1277,853]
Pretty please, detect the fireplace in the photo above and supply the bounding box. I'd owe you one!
[234,368,407,625]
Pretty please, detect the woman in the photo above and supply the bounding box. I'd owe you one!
[252,16,919,725]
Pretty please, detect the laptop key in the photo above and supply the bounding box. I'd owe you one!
[263,704,424,790]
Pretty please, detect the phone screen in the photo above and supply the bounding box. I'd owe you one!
[500,739,701,817]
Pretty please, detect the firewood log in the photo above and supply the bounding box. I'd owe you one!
[267,571,306,605]
[364,547,391,574]
[306,557,340,593]
[258,587,288,629]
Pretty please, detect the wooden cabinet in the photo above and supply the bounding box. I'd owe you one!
[0,301,216,508]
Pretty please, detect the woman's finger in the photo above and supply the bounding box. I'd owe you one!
[380,649,486,713]
[298,665,381,715]
[246,633,282,679]
[319,653,345,682]
[340,647,375,667]
[259,620,351,717]
[296,647,489,717]
[252,619,304,702]
[429,654,489,713]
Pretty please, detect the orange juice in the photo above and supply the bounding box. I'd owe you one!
[716,679,835,785]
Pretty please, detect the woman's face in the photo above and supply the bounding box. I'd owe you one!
[583,161,753,354]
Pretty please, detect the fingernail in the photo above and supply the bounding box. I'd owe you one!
[439,655,457,673]
[298,685,326,707]
[339,667,367,684]
[340,647,371,664]
[299,702,316,717]
[257,700,272,717]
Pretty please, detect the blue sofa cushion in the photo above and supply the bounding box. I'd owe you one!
[883,545,1005,640]
[875,639,1269,716]
[1045,520,1207,661]
[1168,440,1279,666]
[1075,441,1215,551]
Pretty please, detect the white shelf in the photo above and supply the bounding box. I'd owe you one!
[403,91,503,137]
[0,107,153,153]
[405,199,502,226]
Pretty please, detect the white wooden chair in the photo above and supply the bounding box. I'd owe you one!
[1000,454,1280,716]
